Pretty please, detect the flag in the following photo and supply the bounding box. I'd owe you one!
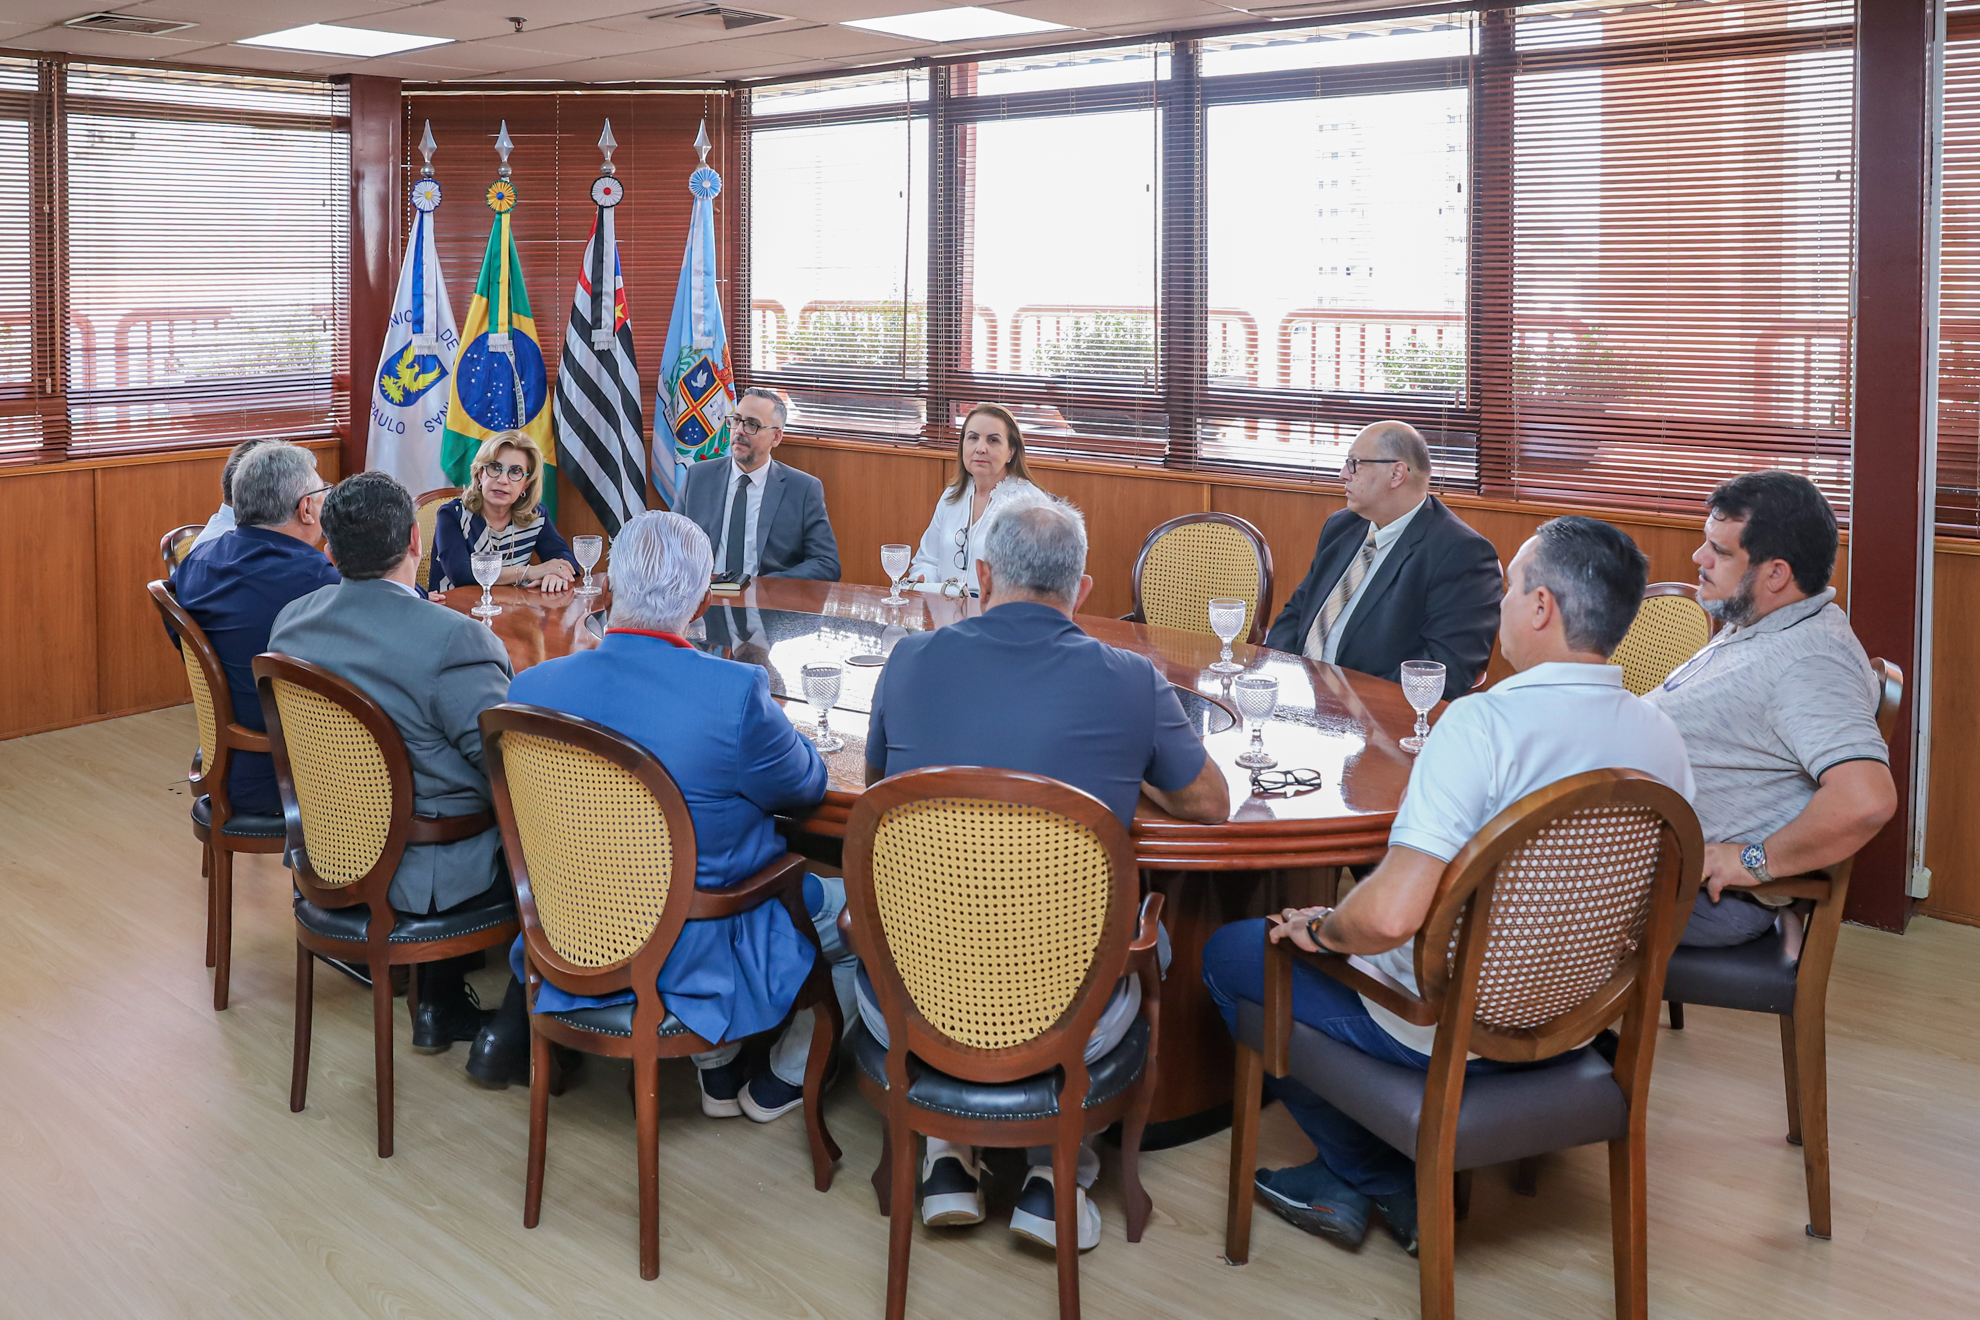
[366,202,458,494]
[442,178,556,520]
[553,208,646,534]
[654,126,735,509]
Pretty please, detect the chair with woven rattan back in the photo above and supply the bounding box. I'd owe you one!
[1224,768,1704,1320]
[414,486,462,591]
[844,766,1163,1320]
[147,579,287,1011]
[1661,657,1903,1241]
[1609,583,1714,696]
[1126,512,1274,645]
[254,652,519,1159]
[481,702,842,1280]
[160,524,203,570]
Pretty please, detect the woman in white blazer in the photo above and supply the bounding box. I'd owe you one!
[906,402,1040,596]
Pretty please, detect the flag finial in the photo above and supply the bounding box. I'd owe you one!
[694,118,711,167]
[418,120,437,178]
[495,120,514,179]
[598,119,618,177]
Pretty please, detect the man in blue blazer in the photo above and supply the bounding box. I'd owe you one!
[473,510,857,1120]
[1264,421,1502,700]
[677,388,840,581]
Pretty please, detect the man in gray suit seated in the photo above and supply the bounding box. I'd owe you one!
[678,387,840,581]
[269,471,525,1078]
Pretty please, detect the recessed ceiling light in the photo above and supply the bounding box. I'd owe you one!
[238,23,454,59]
[842,7,1070,43]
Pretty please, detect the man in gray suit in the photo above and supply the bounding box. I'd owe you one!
[270,471,520,1072]
[679,387,840,581]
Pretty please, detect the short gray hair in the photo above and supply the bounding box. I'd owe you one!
[608,511,712,633]
[979,487,1087,605]
[739,386,787,428]
[1363,420,1431,473]
[232,442,320,528]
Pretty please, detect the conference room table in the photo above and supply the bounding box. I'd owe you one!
[442,575,1429,1139]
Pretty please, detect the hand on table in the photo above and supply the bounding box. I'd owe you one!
[526,560,576,593]
[1267,905,1335,953]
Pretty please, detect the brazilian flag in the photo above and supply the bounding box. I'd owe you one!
[442,202,557,520]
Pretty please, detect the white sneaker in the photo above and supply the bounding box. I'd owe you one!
[1009,1165,1102,1252]
[919,1141,986,1227]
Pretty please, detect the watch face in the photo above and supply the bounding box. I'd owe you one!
[485,179,518,214]
[591,175,624,208]
[410,178,442,213]
[1742,843,1767,870]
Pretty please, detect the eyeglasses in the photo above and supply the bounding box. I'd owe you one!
[481,461,530,482]
[953,527,970,571]
[1250,768,1323,796]
[296,483,333,508]
[1341,456,1402,477]
[733,415,775,437]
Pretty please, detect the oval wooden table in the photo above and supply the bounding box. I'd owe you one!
[443,575,1426,1137]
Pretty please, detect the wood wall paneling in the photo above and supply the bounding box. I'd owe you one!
[1028,462,1204,618]
[343,75,403,477]
[1923,547,1980,925]
[1,469,99,738]
[774,442,948,590]
[95,454,227,714]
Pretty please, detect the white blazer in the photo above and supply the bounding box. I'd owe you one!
[906,476,1038,594]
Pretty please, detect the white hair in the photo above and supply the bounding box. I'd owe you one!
[607,511,712,633]
[978,487,1087,605]
[231,442,320,528]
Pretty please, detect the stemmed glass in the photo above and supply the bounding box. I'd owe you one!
[1399,659,1447,753]
[1232,673,1280,770]
[572,534,604,597]
[1206,597,1246,675]
[801,662,845,752]
[470,551,503,619]
[880,543,912,606]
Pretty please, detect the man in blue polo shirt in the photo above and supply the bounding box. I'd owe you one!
[172,441,338,816]
[861,487,1229,1254]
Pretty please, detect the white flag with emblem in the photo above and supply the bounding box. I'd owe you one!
[367,201,458,494]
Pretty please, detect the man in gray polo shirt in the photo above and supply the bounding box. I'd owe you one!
[1647,471,1896,946]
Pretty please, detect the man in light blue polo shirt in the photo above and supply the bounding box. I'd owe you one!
[1202,515,1694,1257]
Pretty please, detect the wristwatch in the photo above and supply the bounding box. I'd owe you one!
[1740,842,1774,885]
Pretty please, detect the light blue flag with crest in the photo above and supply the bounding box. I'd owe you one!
[653,120,735,509]
[368,124,458,495]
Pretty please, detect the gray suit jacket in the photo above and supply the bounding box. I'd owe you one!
[680,456,840,581]
[269,578,514,913]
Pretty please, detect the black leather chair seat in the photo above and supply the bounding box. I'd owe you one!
[1235,999,1627,1171]
[543,1000,694,1040]
[848,1017,1150,1122]
[192,795,285,839]
[1662,924,1798,1016]
[294,884,517,944]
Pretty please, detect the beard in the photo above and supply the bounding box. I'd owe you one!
[1701,564,1760,626]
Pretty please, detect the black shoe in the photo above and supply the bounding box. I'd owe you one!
[411,981,489,1054]
[1253,1161,1370,1248]
[466,978,531,1087]
[1370,1189,1419,1257]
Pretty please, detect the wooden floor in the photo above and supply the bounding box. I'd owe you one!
[3,707,1976,1319]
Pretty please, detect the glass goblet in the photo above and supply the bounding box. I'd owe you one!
[1232,673,1280,770]
[1399,659,1447,753]
[572,534,604,596]
[470,551,503,618]
[880,543,912,606]
[800,662,845,753]
[1206,597,1247,675]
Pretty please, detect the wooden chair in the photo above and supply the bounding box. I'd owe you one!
[1662,657,1904,1240]
[414,486,462,590]
[160,523,203,570]
[844,767,1163,1320]
[147,579,287,1011]
[480,702,843,1280]
[1125,512,1274,644]
[254,653,520,1159]
[1609,583,1714,696]
[1225,768,1704,1320]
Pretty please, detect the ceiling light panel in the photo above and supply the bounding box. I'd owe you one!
[238,23,454,58]
[841,6,1070,42]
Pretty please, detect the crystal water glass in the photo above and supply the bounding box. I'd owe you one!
[880,543,911,605]
[470,551,503,618]
[572,534,603,596]
[1399,659,1447,753]
[801,662,845,752]
[1233,673,1280,770]
[1207,597,1246,674]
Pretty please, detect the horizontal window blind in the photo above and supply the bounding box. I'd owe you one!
[1939,8,1980,536]
[0,56,41,459]
[65,65,350,455]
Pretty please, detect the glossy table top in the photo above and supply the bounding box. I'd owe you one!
[440,576,1425,870]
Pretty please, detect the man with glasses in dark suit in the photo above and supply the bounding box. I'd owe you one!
[677,387,841,582]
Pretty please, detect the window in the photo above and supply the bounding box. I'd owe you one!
[0,56,40,459]
[1939,5,1980,535]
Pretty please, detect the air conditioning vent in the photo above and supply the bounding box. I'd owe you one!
[63,12,199,36]
[648,4,789,30]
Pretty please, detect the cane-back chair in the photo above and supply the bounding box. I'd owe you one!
[481,703,843,1280]
[1609,583,1714,696]
[161,524,203,570]
[254,653,519,1159]
[1662,658,1903,1240]
[414,486,462,591]
[1126,513,1274,645]
[844,767,1163,1320]
[1225,769,1704,1320]
[148,579,287,1011]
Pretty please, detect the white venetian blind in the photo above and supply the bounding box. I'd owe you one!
[0,56,38,459]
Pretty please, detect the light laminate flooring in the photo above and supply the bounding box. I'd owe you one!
[2,707,1976,1319]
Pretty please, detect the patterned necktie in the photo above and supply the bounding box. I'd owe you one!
[1306,530,1379,660]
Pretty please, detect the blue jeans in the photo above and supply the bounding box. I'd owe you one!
[1201,919,1574,1198]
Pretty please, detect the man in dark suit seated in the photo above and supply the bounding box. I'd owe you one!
[677,387,840,581]
[1264,421,1502,700]
[171,440,339,817]
[269,472,524,1072]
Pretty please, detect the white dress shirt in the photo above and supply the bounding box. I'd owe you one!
[714,460,771,578]
[1363,662,1696,1054]
[1318,497,1425,663]
[907,476,1037,594]
[189,502,236,555]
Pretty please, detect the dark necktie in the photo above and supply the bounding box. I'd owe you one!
[725,477,749,577]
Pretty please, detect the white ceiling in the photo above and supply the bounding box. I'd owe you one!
[0,1,1384,84]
